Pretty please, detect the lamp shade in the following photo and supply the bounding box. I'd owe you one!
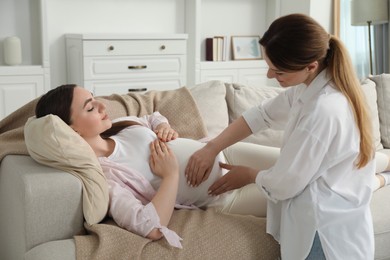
[351,0,389,25]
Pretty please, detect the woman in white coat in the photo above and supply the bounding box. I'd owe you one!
[185,13,375,260]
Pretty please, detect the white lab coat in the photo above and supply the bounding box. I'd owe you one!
[243,70,375,260]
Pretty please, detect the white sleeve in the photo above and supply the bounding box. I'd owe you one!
[243,87,293,133]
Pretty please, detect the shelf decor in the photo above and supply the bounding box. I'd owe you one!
[232,36,262,60]
[3,36,22,66]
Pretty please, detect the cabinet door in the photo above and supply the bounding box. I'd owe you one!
[0,75,44,120]
[200,69,238,84]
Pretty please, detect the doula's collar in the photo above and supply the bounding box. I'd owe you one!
[299,69,332,104]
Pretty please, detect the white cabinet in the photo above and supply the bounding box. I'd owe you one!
[0,67,45,119]
[65,34,187,95]
[200,60,277,87]
[0,0,50,120]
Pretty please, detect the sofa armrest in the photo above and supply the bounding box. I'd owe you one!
[0,155,84,260]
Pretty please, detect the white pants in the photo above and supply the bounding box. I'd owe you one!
[212,142,280,217]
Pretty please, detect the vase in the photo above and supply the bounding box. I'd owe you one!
[3,36,22,66]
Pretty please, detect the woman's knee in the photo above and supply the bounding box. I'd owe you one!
[223,142,280,170]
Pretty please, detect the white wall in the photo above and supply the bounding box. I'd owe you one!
[280,0,333,33]
[310,0,333,33]
[43,0,333,88]
[0,0,42,66]
[45,0,184,87]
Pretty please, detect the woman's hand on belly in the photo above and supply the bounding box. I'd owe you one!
[149,139,179,178]
[208,162,258,196]
[154,123,179,142]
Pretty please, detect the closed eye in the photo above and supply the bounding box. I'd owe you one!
[87,106,95,112]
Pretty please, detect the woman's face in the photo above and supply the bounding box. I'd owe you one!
[263,51,317,87]
[70,87,112,138]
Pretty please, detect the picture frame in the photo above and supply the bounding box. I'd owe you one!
[231,36,262,60]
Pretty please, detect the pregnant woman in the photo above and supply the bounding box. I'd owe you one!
[35,84,271,248]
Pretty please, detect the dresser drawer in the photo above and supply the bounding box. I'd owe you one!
[83,39,186,56]
[84,56,185,80]
[85,79,183,96]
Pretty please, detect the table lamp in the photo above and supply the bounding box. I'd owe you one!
[351,0,389,75]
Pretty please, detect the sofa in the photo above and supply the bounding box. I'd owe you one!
[0,78,390,260]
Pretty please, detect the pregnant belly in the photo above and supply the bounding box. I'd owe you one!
[167,138,226,208]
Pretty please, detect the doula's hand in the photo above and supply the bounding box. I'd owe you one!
[149,139,179,179]
[185,145,218,187]
[154,123,178,142]
[208,162,258,196]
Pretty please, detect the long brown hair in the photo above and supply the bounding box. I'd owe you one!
[36,84,140,138]
[100,120,140,138]
[260,14,374,168]
[36,84,76,125]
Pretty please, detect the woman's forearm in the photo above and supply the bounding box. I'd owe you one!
[207,116,252,153]
[151,174,179,226]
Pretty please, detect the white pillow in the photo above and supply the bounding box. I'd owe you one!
[189,80,229,138]
[225,83,285,148]
[24,115,109,225]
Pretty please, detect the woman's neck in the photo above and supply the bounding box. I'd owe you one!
[84,135,115,157]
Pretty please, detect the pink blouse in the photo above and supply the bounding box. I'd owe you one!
[99,112,193,248]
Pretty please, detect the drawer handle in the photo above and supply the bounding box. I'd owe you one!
[128,88,147,92]
[108,46,114,51]
[160,45,166,50]
[128,65,147,70]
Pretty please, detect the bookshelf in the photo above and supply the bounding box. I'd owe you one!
[185,0,281,88]
[0,0,50,120]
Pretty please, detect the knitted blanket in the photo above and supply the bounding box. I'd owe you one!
[76,209,280,260]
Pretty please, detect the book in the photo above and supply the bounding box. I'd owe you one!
[216,36,223,61]
[222,35,228,61]
[205,35,227,61]
[205,38,214,61]
[212,37,218,61]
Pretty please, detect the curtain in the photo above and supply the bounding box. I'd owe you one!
[339,0,389,79]
[374,24,389,75]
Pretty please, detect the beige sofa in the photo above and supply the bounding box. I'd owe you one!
[0,79,390,259]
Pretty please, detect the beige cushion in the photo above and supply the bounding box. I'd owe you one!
[24,115,109,225]
[225,83,285,148]
[370,74,390,149]
[377,149,390,171]
[189,80,229,138]
[360,78,383,150]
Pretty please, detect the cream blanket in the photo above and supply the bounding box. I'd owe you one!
[0,87,280,259]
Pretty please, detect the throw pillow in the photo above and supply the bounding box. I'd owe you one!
[189,80,229,138]
[225,83,284,148]
[370,74,390,149]
[24,115,109,225]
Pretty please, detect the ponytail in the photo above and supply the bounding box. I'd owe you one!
[327,36,374,168]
